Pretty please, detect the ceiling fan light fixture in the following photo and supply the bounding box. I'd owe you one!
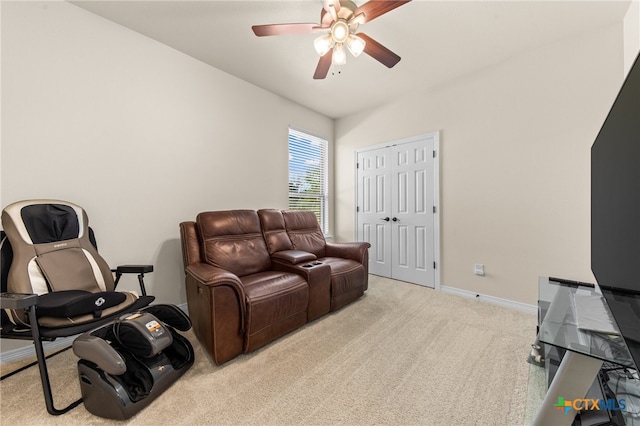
[332,43,347,65]
[331,20,349,44]
[346,34,366,57]
[252,0,412,79]
[314,33,334,56]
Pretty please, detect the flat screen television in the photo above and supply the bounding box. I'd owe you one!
[591,51,640,370]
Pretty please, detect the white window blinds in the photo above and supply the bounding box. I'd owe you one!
[288,127,329,234]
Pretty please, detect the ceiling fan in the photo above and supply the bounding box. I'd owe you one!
[252,0,411,79]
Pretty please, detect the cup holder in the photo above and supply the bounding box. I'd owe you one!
[302,262,322,268]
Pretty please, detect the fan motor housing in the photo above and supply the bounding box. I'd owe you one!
[321,1,357,26]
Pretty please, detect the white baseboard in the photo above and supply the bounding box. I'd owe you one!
[440,285,537,315]
[0,335,77,365]
[0,303,189,365]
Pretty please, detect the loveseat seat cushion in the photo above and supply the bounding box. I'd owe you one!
[197,210,271,277]
[241,271,309,352]
[316,257,366,310]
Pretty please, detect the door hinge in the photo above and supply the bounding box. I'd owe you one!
[433,206,436,214]
[357,206,360,212]
[433,262,437,269]
[433,150,436,158]
[357,162,360,169]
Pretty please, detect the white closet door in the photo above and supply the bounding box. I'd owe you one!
[390,139,435,287]
[356,146,392,277]
[356,134,437,288]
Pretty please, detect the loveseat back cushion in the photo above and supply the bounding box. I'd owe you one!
[282,210,326,258]
[257,209,293,254]
[196,210,271,277]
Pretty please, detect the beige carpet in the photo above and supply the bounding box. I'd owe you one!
[1,276,537,425]
[523,363,546,425]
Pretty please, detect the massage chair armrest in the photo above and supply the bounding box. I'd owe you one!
[112,265,154,296]
[1,292,38,310]
[114,265,154,275]
[325,242,371,264]
[271,250,317,265]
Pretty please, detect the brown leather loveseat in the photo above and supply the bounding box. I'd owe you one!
[179,209,370,365]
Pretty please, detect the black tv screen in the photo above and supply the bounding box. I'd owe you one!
[591,51,640,370]
[591,52,640,294]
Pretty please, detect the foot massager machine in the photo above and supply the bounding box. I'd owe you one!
[73,304,194,420]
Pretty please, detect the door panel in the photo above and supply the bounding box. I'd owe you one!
[416,169,426,213]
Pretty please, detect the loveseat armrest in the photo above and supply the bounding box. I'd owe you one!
[185,263,246,330]
[271,250,317,265]
[185,263,243,289]
[184,263,247,364]
[325,241,371,264]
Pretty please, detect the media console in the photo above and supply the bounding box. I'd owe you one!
[533,277,639,426]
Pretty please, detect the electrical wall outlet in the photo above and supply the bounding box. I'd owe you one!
[474,264,485,276]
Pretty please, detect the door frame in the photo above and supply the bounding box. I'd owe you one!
[354,131,441,290]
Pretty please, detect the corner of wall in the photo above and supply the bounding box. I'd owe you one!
[623,0,640,74]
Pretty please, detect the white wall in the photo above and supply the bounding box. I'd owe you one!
[1,2,333,351]
[335,24,627,305]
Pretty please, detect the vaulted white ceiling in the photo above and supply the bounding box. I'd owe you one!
[71,1,631,119]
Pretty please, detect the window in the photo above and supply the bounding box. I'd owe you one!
[288,127,329,234]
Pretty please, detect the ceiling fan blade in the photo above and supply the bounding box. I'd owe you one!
[323,0,341,21]
[252,23,321,37]
[354,0,411,24]
[357,33,401,68]
[320,9,335,27]
[313,50,333,79]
